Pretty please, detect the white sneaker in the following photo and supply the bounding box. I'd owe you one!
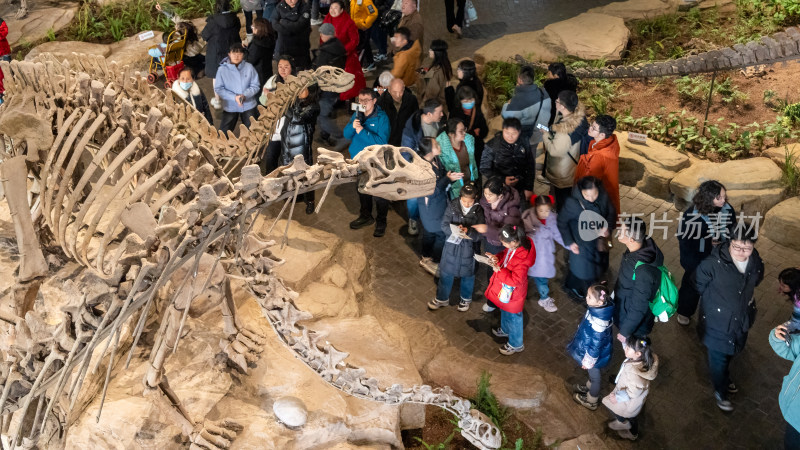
[310,18,324,26]
[408,219,419,236]
[538,297,557,313]
[427,298,449,310]
[420,259,439,276]
[676,314,690,326]
[482,302,496,312]
[457,298,471,312]
[210,97,222,109]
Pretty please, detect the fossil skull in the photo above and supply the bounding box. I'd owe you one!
[313,66,355,93]
[354,145,435,201]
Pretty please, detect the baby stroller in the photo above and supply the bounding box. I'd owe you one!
[147,29,186,89]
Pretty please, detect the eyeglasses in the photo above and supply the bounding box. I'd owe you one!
[730,244,754,253]
[590,124,600,131]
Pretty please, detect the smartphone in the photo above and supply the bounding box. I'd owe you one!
[536,123,550,132]
[351,102,366,113]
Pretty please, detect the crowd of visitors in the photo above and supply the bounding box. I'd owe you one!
[134,1,799,444]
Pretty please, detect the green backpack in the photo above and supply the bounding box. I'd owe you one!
[633,261,679,323]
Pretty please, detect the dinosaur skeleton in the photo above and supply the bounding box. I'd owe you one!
[0,54,501,450]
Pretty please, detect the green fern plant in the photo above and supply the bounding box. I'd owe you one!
[782,146,800,196]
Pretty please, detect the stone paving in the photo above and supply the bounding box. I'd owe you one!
[283,177,798,449]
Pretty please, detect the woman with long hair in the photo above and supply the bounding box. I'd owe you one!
[246,18,277,87]
[420,39,452,108]
[450,59,484,111]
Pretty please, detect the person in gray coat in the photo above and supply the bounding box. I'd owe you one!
[501,65,551,147]
[428,183,485,312]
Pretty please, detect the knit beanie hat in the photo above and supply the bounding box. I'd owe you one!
[558,90,579,113]
[319,23,336,37]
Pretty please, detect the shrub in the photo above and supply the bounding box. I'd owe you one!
[782,146,800,196]
[470,371,510,429]
[784,102,800,124]
[579,78,621,117]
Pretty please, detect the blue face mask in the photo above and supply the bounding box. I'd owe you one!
[462,101,475,110]
[179,81,193,91]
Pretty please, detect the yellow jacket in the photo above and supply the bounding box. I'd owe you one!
[350,0,378,30]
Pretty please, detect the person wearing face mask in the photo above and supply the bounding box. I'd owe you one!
[449,85,488,164]
[428,183,484,312]
[557,176,616,300]
[377,77,418,146]
[695,225,763,412]
[171,67,214,125]
[271,0,312,70]
[215,43,262,133]
[675,180,738,326]
[322,0,366,101]
[450,59,483,113]
[420,40,452,109]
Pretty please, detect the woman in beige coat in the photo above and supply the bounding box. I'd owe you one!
[420,40,452,110]
[602,336,659,441]
[542,91,589,211]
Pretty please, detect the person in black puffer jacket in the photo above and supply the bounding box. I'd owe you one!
[271,0,312,69]
[201,0,242,80]
[246,18,277,88]
[543,62,578,126]
[695,226,764,411]
[613,217,664,341]
[280,84,321,213]
[480,117,535,203]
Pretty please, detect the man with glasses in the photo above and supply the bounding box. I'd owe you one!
[695,225,764,412]
[575,114,620,218]
[344,88,391,236]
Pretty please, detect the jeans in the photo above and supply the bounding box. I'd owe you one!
[677,265,701,317]
[787,421,800,450]
[613,413,639,435]
[422,229,445,262]
[565,271,593,299]
[371,24,388,56]
[587,367,602,399]
[707,348,733,400]
[437,273,475,302]
[359,191,389,224]
[532,277,550,299]
[358,28,374,66]
[500,310,523,348]
[220,107,259,134]
[407,198,420,221]
[318,91,342,140]
[310,0,320,19]
[262,1,277,19]
[243,10,264,34]
[444,0,466,31]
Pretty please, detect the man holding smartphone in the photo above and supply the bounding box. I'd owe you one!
[344,88,391,236]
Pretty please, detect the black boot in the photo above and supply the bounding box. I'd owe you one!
[350,215,375,229]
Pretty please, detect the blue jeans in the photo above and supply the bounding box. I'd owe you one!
[532,277,550,298]
[786,421,800,450]
[500,310,523,348]
[437,273,475,302]
[263,1,277,19]
[422,229,445,262]
[588,367,601,398]
[407,198,420,221]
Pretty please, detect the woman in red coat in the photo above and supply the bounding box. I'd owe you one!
[322,0,366,101]
[485,224,536,355]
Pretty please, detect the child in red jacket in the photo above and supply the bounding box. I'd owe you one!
[0,17,11,105]
[486,224,536,355]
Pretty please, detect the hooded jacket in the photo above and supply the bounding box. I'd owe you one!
[401,110,444,151]
[696,243,764,355]
[378,88,419,146]
[567,302,615,369]
[279,99,320,166]
[439,198,484,278]
[480,132,535,192]
[557,185,616,281]
[391,39,422,88]
[271,0,312,68]
[769,327,800,431]
[322,12,366,100]
[575,133,621,217]
[602,354,659,418]
[343,106,391,157]
[214,58,261,113]
[613,237,664,339]
[437,132,478,199]
[171,81,214,125]
[201,12,242,79]
[522,208,566,279]
[485,237,536,314]
[501,84,551,132]
[544,106,589,189]
[350,0,378,30]
[246,34,276,87]
[479,188,522,247]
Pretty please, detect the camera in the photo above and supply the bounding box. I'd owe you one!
[352,102,366,122]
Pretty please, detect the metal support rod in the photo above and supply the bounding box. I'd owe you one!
[700,70,717,142]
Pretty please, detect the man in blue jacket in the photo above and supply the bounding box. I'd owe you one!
[770,324,800,448]
[344,88,391,237]
[215,44,262,134]
[501,65,551,148]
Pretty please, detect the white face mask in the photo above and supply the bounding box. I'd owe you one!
[179,81,193,91]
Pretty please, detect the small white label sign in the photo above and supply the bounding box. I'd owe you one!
[139,30,155,41]
[628,132,647,144]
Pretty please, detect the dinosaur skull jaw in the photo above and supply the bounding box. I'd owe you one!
[313,66,355,94]
[354,145,436,201]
